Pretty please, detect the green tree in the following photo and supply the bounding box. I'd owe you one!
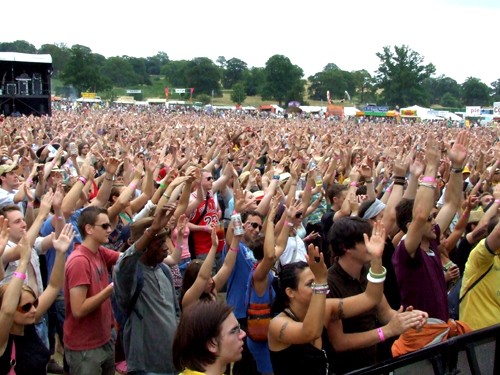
[185,57,221,96]
[162,60,190,87]
[351,69,376,104]
[424,75,462,106]
[230,82,247,104]
[145,51,169,75]
[491,79,500,102]
[101,57,138,87]
[126,56,150,85]
[0,40,37,53]
[441,92,462,108]
[223,58,248,89]
[60,45,111,95]
[308,68,355,102]
[242,67,265,96]
[262,55,304,106]
[38,43,70,76]
[462,77,490,106]
[375,45,435,107]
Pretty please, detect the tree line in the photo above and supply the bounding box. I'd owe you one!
[1,40,499,108]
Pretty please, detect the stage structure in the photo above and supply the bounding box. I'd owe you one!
[0,52,52,117]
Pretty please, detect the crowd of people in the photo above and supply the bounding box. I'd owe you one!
[0,105,499,375]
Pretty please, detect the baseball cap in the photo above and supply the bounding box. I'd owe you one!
[0,164,18,175]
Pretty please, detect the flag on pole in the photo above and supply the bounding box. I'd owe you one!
[164,87,169,99]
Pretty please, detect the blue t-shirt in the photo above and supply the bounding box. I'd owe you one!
[40,208,84,280]
[224,242,257,319]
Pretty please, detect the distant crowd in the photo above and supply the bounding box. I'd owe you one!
[0,106,499,375]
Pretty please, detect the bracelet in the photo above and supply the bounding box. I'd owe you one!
[229,247,239,253]
[393,180,405,186]
[385,188,392,193]
[367,274,386,283]
[26,177,32,185]
[418,182,436,189]
[159,182,166,189]
[129,182,137,190]
[272,175,280,180]
[350,181,357,187]
[284,220,294,227]
[27,201,34,208]
[312,288,330,295]
[13,272,26,280]
[311,282,328,289]
[365,178,373,183]
[451,166,463,173]
[377,327,386,342]
[369,266,387,279]
[56,215,64,220]
[421,176,436,184]
[78,176,88,185]
[163,193,170,200]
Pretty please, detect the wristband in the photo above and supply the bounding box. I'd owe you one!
[350,181,357,187]
[393,180,405,186]
[369,266,387,279]
[232,210,238,215]
[385,188,392,194]
[27,201,34,208]
[284,220,294,227]
[377,327,386,342]
[365,178,373,183]
[229,247,239,253]
[418,182,436,189]
[110,282,114,288]
[78,176,87,185]
[367,274,386,283]
[26,177,33,185]
[305,185,312,191]
[159,182,166,189]
[451,166,463,173]
[495,199,500,205]
[56,215,64,220]
[421,176,436,184]
[129,182,137,190]
[163,193,170,200]
[13,272,26,280]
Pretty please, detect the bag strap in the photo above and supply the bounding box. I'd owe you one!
[194,193,210,225]
[9,340,16,375]
[459,264,493,304]
[126,266,145,318]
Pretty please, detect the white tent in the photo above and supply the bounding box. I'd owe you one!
[344,107,360,117]
[0,52,52,64]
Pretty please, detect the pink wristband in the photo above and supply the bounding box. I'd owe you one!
[13,272,26,280]
[421,176,436,184]
[377,327,386,342]
[27,202,34,208]
[229,247,239,253]
[78,176,87,185]
[26,178,33,185]
[129,182,137,190]
[495,199,500,205]
[305,185,312,191]
[350,181,357,187]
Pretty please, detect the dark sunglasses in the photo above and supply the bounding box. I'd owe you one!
[295,212,303,219]
[93,223,112,230]
[248,222,263,231]
[17,299,39,313]
[205,176,213,181]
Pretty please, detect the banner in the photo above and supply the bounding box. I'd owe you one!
[465,106,481,117]
[126,89,142,94]
[175,88,186,94]
[494,102,500,117]
[81,92,96,99]
[164,87,169,98]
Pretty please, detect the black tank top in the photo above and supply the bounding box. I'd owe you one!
[269,309,331,375]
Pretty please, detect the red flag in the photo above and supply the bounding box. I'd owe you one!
[164,87,169,99]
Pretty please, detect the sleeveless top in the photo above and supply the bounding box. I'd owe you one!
[269,309,332,375]
[0,324,50,375]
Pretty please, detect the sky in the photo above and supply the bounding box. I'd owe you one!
[2,0,499,86]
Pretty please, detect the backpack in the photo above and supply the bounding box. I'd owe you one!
[112,263,174,346]
[448,264,493,320]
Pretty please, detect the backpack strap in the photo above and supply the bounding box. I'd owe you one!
[459,264,493,304]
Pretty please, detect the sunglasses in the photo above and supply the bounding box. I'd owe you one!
[205,176,213,181]
[93,223,112,230]
[295,212,303,219]
[17,299,39,313]
[247,222,263,231]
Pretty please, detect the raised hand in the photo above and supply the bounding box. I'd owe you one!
[363,220,386,258]
[0,216,10,258]
[52,223,76,253]
[307,243,327,283]
[210,226,219,248]
[424,134,440,168]
[105,157,121,175]
[448,130,469,167]
[38,190,54,218]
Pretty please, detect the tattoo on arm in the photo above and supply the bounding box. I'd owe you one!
[337,298,345,320]
[278,321,288,341]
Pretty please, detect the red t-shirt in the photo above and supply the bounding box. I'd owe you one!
[63,244,120,350]
[190,192,222,256]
